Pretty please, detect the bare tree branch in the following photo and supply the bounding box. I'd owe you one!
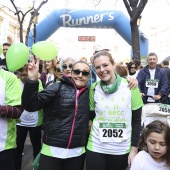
[123,0,148,60]
[129,0,139,8]
[7,0,48,44]
[10,0,21,22]
[94,0,102,7]
[37,0,48,11]
[123,0,133,17]
[0,5,15,13]
[131,0,148,23]
[25,0,49,45]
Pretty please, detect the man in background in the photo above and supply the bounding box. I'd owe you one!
[137,52,168,103]
[162,60,170,95]
[0,43,11,71]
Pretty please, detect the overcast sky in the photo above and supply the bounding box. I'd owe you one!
[1,0,170,59]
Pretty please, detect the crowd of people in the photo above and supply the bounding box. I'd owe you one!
[0,42,170,170]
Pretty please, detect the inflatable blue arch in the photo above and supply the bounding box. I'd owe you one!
[28,9,148,59]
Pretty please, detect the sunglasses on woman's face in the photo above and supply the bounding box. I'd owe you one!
[56,68,60,72]
[62,64,73,70]
[72,69,89,77]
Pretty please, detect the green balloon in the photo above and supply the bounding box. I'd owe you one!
[0,45,2,55]
[6,43,29,71]
[32,41,58,60]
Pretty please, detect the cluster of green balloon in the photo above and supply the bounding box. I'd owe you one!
[5,41,58,72]
[32,41,58,61]
[6,43,29,72]
[0,45,3,55]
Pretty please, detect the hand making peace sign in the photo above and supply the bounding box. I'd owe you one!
[28,56,40,81]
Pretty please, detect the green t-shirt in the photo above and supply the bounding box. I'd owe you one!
[0,69,22,152]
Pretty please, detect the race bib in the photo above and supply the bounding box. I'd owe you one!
[99,123,128,142]
[146,79,158,88]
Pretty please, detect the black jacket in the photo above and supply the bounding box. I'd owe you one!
[0,58,8,71]
[22,75,90,148]
[163,67,170,94]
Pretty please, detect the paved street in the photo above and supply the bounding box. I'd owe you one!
[22,135,33,170]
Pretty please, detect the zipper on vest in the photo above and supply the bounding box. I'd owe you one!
[67,80,87,148]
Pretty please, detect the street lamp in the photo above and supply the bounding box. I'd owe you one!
[31,10,39,44]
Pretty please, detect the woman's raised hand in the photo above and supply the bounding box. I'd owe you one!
[28,56,40,81]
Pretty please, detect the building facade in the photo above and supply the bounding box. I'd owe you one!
[0,8,27,45]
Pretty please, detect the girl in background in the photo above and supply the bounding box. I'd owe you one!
[131,120,170,170]
[40,59,57,88]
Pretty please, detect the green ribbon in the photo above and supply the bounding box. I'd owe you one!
[100,74,122,94]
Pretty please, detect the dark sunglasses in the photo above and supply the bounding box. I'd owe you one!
[56,68,61,72]
[62,64,73,70]
[72,70,89,77]
[131,67,136,69]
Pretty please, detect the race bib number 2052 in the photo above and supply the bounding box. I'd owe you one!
[99,123,128,143]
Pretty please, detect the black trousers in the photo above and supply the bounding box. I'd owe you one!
[86,149,128,170]
[15,125,42,170]
[0,149,15,170]
[38,153,85,170]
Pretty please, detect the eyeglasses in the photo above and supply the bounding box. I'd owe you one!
[62,64,73,70]
[72,70,89,77]
[3,49,8,51]
[19,74,28,77]
[131,67,136,69]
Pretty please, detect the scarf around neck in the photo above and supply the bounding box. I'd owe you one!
[100,74,122,94]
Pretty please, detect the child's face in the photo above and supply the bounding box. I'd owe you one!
[145,132,167,163]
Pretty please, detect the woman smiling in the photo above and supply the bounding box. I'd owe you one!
[86,50,143,170]
[22,57,90,170]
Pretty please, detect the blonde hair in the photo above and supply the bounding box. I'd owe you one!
[80,56,87,62]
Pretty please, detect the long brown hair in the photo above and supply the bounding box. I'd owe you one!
[43,59,57,78]
[43,59,57,72]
